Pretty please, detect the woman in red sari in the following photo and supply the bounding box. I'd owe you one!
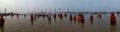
[110,13,117,25]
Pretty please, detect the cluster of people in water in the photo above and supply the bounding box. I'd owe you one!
[90,13,117,25]
[69,14,85,24]
[29,12,117,26]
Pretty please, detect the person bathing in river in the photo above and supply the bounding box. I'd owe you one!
[110,13,117,25]
[0,16,5,26]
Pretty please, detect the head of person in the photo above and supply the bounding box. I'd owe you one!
[111,12,114,15]
[0,15,3,18]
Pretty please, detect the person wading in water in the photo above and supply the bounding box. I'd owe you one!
[0,16,5,26]
[110,13,117,25]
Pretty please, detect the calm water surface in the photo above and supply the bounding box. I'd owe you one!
[1,13,120,32]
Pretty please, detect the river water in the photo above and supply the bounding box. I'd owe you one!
[1,13,120,32]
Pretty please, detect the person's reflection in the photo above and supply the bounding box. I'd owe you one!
[74,15,76,24]
[90,14,93,24]
[0,16,5,32]
[110,13,117,25]
[70,14,73,23]
[110,25,117,32]
[30,16,34,32]
[78,20,80,25]
[0,26,4,32]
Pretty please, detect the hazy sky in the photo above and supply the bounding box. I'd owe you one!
[0,0,120,13]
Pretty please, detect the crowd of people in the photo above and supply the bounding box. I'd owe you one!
[29,13,117,26]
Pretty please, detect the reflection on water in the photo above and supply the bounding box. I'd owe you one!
[110,25,117,32]
[2,13,120,32]
[0,26,4,32]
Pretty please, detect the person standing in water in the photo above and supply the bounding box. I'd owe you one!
[70,14,73,22]
[30,14,34,22]
[74,15,77,24]
[110,13,117,32]
[0,16,5,26]
[110,13,117,25]
[90,14,93,24]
